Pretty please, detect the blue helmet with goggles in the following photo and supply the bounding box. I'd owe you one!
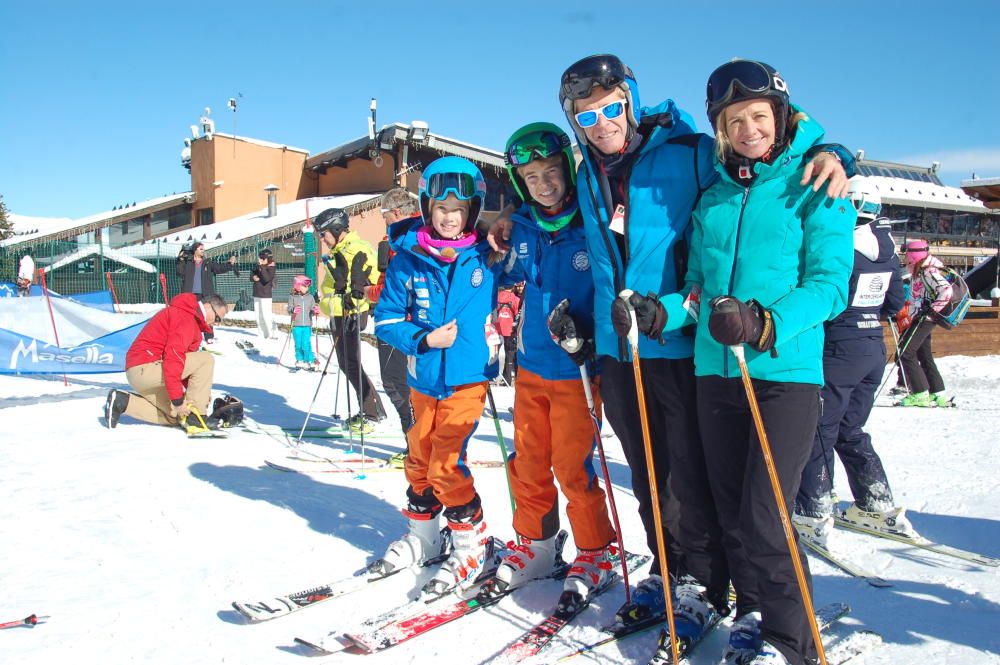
[706,59,790,143]
[418,156,488,230]
[559,54,641,147]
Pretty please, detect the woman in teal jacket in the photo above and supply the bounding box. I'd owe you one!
[641,60,853,665]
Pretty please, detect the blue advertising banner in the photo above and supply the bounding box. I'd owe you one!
[0,319,147,374]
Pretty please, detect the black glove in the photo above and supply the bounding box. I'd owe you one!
[377,240,392,273]
[546,299,594,366]
[324,253,348,293]
[708,296,775,352]
[611,291,667,342]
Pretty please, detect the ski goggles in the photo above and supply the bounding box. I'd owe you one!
[505,130,570,167]
[706,60,787,111]
[574,100,625,128]
[560,55,631,101]
[853,197,881,218]
[422,172,484,200]
[904,243,929,253]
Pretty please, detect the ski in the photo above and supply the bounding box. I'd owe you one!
[833,515,999,567]
[265,457,505,475]
[802,539,893,588]
[825,629,882,665]
[488,551,649,663]
[235,340,260,355]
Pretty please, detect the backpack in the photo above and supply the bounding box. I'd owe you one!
[927,266,971,330]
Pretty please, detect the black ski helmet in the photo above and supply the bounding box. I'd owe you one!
[314,207,349,236]
[559,54,641,146]
[705,59,790,143]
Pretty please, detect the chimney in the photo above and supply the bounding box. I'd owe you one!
[264,184,279,217]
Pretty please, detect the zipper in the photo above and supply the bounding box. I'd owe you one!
[723,186,751,377]
[584,161,628,361]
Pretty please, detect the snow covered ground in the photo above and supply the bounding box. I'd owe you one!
[1,324,998,664]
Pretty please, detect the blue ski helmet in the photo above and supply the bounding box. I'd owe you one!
[559,54,641,147]
[418,156,488,229]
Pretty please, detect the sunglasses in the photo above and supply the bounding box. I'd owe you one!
[505,131,569,167]
[574,100,625,128]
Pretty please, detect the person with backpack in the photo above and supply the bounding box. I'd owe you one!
[895,239,954,407]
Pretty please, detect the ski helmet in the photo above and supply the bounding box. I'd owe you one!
[258,248,274,260]
[559,54,641,147]
[293,274,312,289]
[706,59,790,142]
[847,177,882,224]
[314,207,349,236]
[418,156,487,229]
[904,239,930,265]
[504,123,576,203]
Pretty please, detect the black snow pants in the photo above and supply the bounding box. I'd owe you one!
[332,313,386,421]
[898,315,944,394]
[378,338,413,435]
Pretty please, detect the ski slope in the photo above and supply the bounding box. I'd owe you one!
[1,324,997,664]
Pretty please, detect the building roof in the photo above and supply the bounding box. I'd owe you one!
[305,122,505,174]
[866,175,990,215]
[208,132,310,154]
[960,177,1000,210]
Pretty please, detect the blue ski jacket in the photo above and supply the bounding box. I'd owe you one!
[374,216,501,399]
[661,110,855,385]
[501,206,597,381]
[576,98,717,362]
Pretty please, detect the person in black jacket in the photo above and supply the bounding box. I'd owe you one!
[251,248,277,339]
[794,177,911,546]
[175,241,237,343]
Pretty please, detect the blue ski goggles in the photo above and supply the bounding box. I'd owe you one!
[574,100,625,128]
[505,131,570,167]
[423,172,483,200]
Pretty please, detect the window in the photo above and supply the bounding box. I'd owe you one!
[198,208,214,226]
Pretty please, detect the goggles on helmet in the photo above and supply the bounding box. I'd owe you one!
[904,243,929,253]
[574,100,625,129]
[853,198,881,218]
[505,130,571,167]
[706,60,787,119]
[423,172,483,201]
[560,55,630,101]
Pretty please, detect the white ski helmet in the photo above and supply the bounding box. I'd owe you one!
[848,176,882,223]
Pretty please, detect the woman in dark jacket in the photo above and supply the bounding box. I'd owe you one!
[251,248,277,339]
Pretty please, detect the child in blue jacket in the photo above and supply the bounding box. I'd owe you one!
[372,157,502,597]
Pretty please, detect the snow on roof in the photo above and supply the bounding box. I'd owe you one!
[128,193,381,258]
[45,245,158,274]
[867,176,991,215]
[2,193,195,248]
[209,132,309,154]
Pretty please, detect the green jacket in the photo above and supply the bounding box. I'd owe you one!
[662,112,854,384]
[319,230,380,317]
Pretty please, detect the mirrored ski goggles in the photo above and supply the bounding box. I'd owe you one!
[560,56,630,101]
[706,60,786,108]
[574,100,625,128]
[505,131,570,167]
[423,172,483,200]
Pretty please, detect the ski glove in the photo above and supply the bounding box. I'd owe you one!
[546,298,595,366]
[708,296,775,352]
[323,253,349,293]
[611,292,667,343]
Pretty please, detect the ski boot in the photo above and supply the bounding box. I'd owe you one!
[104,389,130,429]
[348,414,377,435]
[841,503,915,538]
[613,573,667,628]
[721,611,762,664]
[368,489,448,578]
[897,391,933,407]
[422,495,495,597]
[792,511,834,548]
[671,577,720,648]
[495,531,567,592]
[746,639,791,664]
[932,391,953,407]
[563,543,615,599]
[887,384,907,398]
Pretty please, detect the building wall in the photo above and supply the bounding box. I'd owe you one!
[316,157,396,195]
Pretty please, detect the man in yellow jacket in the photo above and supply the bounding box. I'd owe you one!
[316,207,387,432]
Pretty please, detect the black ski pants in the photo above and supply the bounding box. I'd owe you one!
[898,315,944,394]
[378,339,413,436]
[798,337,893,516]
[601,356,728,608]
[332,313,386,421]
[697,375,819,665]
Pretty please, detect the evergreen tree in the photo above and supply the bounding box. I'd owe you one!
[0,195,11,241]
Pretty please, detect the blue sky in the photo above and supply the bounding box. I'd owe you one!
[2,0,998,219]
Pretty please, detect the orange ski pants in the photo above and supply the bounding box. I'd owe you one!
[405,382,487,509]
[509,368,615,550]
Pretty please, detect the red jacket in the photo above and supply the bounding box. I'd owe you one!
[496,289,521,338]
[126,293,212,401]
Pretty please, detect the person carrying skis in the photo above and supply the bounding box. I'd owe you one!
[794,176,912,548]
[316,207,387,432]
[895,238,953,407]
[372,157,503,597]
[646,59,854,665]
[251,248,277,340]
[551,53,852,644]
[489,122,618,601]
[288,275,321,371]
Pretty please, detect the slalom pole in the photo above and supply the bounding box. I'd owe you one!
[159,273,168,305]
[39,269,68,387]
[729,343,828,665]
[578,364,631,604]
[619,289,679,665]
[0,614,47,630]
[485,385,517,515]
[105,272,120,312]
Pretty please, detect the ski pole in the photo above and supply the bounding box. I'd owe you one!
[296,338,338,446]
[618,289,679,665]
[889,319,911,393]
[728,343,828,665]
[578,364,631,604]
[875,317,915,400]
[355,308,367,480]
[275,325,291,368]
[0,614,47,630]
[485,385,517,515]
[329,317,343,424]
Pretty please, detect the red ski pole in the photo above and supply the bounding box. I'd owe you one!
[39,269,68,387]
[105,271,120,312]
[0,614,47,629]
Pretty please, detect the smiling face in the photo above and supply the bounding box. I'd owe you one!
[429,195,470,239]
[723,99,776,160]
[517,155,567,209]
[574,86,628,155]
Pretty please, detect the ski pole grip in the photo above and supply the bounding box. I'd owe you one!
[617,289,640,350]
[730,344,746,364]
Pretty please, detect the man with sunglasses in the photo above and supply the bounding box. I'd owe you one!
[105,293,230,432]
[556,54,853,636]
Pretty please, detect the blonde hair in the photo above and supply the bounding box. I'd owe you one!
[713,102,806,163]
